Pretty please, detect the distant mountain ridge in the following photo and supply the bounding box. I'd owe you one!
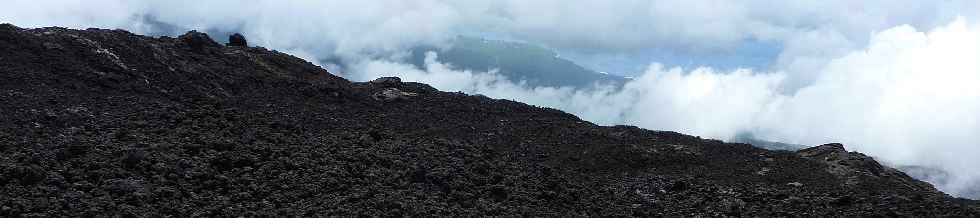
[411,36,628,89]
[132,18,628,89]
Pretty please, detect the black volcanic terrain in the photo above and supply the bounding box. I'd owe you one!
[1,24,977,217]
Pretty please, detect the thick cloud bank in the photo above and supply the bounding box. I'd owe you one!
[3,0,979,198]
[356,19,980,198]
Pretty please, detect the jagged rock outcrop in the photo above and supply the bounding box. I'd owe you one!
[1,24,977,217]
[798,143,939,193]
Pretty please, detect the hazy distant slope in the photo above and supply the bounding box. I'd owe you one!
[730,132,808,151]
[411,36,627,88]
[125,17,625,89]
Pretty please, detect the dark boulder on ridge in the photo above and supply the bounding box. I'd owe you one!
[228,33,247,47]
[0,25,977,217]
[178,30,220,51]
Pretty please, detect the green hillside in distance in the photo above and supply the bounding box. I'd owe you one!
[411,36,627,89]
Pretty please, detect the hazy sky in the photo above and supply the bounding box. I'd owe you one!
[3,0,980,198]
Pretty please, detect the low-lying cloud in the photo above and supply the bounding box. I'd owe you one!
[355,19,980,198]
[3,0,979,198]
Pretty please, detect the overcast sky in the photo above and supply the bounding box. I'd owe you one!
[3,0,979,198]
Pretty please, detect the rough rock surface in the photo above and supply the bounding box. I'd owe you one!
[370,76,403,87]
[797,143,936,189]
[371,88,418,102]
[1,24,978,217]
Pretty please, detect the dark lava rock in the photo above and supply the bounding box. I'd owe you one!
[178,30,220,53]
[0,24,977,217]
[228,33,247,47]
[370,76,402,88]
[120,149,147,169]
[103,178,146,195]
[371,87,417,101]
[797,143,942,197]
[5,165,47,185]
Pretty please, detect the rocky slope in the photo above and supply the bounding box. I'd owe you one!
[0,24,977,217]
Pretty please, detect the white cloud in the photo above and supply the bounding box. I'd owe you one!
[757,19,980,196]
[346,19,980,198]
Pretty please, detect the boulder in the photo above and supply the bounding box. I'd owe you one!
[178,30,219,51]
[228,33,247,47]
[370,76,402,88]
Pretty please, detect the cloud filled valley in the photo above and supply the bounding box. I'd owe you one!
[363,20,980,198]
[4,0,980,199]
